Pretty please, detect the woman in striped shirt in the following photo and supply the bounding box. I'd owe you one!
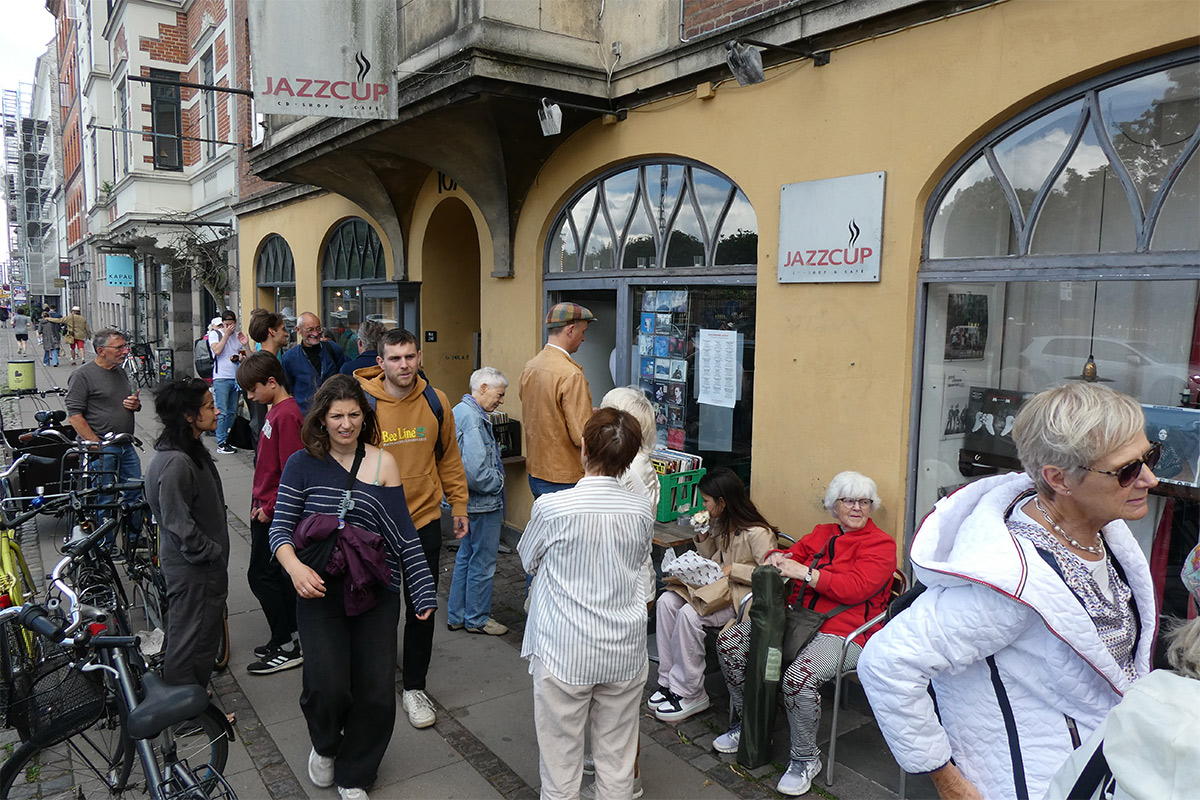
[269,375,435,800]
[520,408,654,800]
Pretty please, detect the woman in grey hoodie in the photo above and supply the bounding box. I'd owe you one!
[144,378,229,688]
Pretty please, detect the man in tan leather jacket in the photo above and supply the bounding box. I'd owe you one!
[519,302,596,498]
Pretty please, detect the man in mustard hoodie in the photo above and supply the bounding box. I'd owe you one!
[354,328,469,730]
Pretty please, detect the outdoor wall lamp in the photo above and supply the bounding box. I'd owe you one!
[725,38,830,86]
[539,98,627,137]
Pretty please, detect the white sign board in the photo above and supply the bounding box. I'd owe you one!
[247,0,398,120]
[696,329,738,409]
[778,171,885,283]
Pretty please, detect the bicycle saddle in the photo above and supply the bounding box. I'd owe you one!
[126,672,210,740]
[33,409,66,425]
[17,454,59,468]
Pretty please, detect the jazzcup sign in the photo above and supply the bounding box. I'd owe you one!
[778,172,885,283]
[248,0,398,121]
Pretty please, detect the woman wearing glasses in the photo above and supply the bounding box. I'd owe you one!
[711,470,897,796]
[859,382,1158,800]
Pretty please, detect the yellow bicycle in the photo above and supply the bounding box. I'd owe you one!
[0,454,49,734]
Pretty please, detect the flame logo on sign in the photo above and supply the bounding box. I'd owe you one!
[848,219,861,248]
[355,51,371,83]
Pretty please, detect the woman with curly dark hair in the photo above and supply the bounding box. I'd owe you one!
[144,378,228,689]
[269,374,435,800]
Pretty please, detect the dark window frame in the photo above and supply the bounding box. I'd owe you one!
[150,68,182,171]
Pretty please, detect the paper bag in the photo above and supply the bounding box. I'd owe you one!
[666,575,732,616]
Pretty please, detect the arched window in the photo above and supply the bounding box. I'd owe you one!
[321,218,388,357]
[542,159,759,481]
[912,50,1199,536]
[546,161,757,273]
[256,234,296,329]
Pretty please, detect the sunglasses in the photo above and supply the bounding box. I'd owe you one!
[1079,441,1162,487]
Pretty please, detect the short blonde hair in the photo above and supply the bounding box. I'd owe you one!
[1012,383,1145,495]
[823,471,882,514]
[601,386,655,451]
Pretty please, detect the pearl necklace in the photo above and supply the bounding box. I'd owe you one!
[1034,496,1104,556]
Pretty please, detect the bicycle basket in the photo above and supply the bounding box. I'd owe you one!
[10,650,106,747]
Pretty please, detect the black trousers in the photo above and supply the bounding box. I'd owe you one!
[401,519,442,690]
[162,561,228,688]
[297,581,401,790]
[248,518,297,647]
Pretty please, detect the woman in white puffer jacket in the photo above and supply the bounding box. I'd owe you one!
[858,383,1158,800]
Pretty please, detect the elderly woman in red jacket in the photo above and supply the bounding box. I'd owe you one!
[713,470,897,796]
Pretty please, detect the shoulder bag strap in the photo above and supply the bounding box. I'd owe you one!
[337,444,367,523]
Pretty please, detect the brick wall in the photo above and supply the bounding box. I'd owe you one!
[681,0,789,39]
[139,12,189,65]
[233,0,283,200]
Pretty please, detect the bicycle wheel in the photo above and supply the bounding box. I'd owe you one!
[171,702,231,775]
[0,684,131,798]
[213,606,230,672]
[123,356,140,389]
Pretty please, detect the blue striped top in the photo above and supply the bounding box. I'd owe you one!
[268,450,437,614]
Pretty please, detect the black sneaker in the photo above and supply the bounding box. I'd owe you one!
[216,444,237,455]
[247,643,303,675]
[254,639,296,658]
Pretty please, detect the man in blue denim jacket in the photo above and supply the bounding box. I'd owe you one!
[447,367,509,636]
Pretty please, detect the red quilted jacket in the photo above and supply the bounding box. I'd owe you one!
[773,520,897,646]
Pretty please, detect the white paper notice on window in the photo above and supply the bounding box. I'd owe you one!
[662,549,724,587]
[697,329,738,408]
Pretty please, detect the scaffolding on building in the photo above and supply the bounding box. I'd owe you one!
[2,84,57,310]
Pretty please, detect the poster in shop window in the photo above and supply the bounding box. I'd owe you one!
[1142,405,1200,487]
[697,329,738,408]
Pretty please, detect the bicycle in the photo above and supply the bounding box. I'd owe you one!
[0,526,235,799]
[0,453,58,733]
[124,343,157,389]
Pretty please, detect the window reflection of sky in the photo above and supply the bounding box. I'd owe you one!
[548,163,758,270]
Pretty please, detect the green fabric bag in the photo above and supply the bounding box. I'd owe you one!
[737,564,786,768]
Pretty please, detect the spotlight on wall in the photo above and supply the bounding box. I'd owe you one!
[538,97,627,137]
[538,99,563,136]
[726,38,830,86]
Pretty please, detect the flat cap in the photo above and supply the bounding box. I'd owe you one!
[545,302,596,329]
[71,305,81,311]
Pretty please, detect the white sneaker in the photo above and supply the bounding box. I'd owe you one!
[338,788,370,800]
[712,722,741,754]
[307,748,334,788]
[776,758,821,796]
[402,689,436,728]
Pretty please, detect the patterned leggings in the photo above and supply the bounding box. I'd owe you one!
[717,619,861,761]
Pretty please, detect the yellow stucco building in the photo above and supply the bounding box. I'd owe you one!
[236,0,1199,566]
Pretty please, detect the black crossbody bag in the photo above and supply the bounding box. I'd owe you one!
[781,539,852,664]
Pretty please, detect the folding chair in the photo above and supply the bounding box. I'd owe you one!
[825,569,909,795]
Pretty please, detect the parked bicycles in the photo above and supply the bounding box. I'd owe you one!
[0,525,235,799]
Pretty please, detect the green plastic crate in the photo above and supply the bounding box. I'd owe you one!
[655,467,706,523]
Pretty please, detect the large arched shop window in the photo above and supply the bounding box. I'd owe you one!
[547,161,758,271]
[544,159,760,482]
[321,218,386,356]
[912,51,1199,561]
[256,234,296,331]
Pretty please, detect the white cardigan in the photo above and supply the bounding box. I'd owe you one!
[858,473,1156,800]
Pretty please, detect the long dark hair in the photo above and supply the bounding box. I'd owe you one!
[698,467,777,547]
[301,374,379,459]
[153,378,213,466]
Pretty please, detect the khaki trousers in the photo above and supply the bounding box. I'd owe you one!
[531,657,646,800]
